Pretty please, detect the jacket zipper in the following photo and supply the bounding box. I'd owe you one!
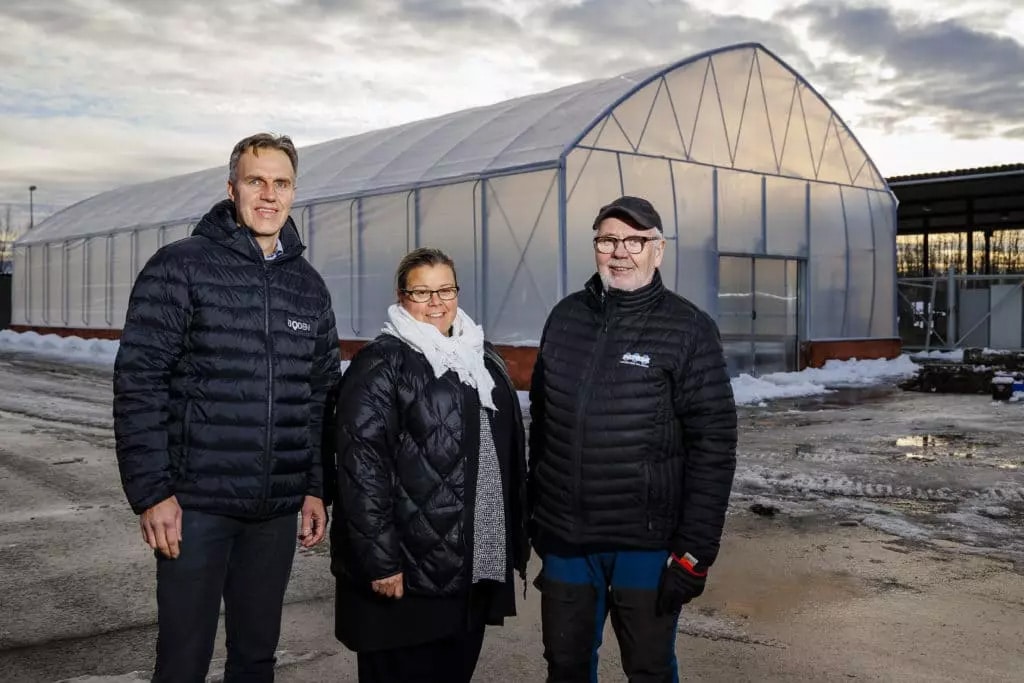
[260,258,274,515]
[570,304,612,538]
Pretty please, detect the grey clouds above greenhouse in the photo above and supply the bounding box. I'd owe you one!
[19,43,886,245]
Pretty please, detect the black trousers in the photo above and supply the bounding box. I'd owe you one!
[539,551,680,683]
[356,627,487,683]
[151,509,297,683]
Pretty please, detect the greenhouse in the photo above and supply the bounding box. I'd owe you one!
[11,42,898,376]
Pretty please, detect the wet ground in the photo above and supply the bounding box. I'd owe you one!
[0,353,1022,681]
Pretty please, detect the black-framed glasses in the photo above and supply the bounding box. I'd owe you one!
[401,286,460,303]
[593,235,661,254]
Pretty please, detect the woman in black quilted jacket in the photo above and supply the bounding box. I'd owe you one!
[329,247,529,683]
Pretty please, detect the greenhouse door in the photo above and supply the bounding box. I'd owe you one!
[718,256,802,376]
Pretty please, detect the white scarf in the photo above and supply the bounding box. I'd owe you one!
[382,304,497,410]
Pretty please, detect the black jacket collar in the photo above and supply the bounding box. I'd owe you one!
[584,269,666,314]
[193,199,305,263]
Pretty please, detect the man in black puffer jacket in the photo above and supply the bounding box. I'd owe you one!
[529,196,737,683]
[113,133,340,683]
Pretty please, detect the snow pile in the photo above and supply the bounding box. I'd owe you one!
[0,330,119,366]
[731,355,919,406]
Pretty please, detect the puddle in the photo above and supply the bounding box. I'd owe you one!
[894,434,977,460]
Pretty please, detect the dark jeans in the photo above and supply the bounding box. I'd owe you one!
[152,509,297,683]
[539,551,680,683]
[356,627,486,683]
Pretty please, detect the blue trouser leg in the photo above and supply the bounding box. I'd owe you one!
[607,550,679,683]
[539,553,609,683]
[540,551,680,683]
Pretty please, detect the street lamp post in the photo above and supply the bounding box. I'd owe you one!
[28,185,37,230]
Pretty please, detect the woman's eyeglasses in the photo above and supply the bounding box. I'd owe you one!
[401,286,460,303]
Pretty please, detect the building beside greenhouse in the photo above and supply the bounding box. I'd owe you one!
[10,42,899,381]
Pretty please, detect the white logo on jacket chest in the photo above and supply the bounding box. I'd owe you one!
[287,318,312,333]
[620,352,651,368]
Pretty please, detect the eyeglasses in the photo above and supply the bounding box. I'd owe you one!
[593,235,661,254]
[401,286,460,303]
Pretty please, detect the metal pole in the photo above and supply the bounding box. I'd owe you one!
[947,265,956,350]
[28,185,36,230]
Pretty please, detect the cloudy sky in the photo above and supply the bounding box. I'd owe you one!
[2,0,1023,231]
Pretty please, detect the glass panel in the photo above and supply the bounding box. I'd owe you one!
[717,170,763,254]
[620,156,675,292]
[66,239,86,326]
[11,246,28,325]
[765,176,807,256]
[86,238,107,327]
[797,85,830,180]
[357,193,412,338]
[484,170,559,343]
[136,227,161,277]
[809,184,846,338]
[753,258,787,336]
[723,339,754,377]
[635,78,688,160]
[566,150,624,292]
[758,55,814,180]
[710,48,756,164]
[28,245,45,324]
[818,117,853,185]
[732,57,779,175]
[610,77,659,153]
[787,260,800,338]
[927,233,969,275]
[869,190,897,337]
[971,231,986,274]
[47,243,62,325]
[663,57,711,157]
[718,256,752,336]
[110,233,133,327]
[417,182,480,321]
[308,200,354,338]
[688,62,732,168]
[842,187,874,338]
[754,340,789,375]
[672,162,715,315]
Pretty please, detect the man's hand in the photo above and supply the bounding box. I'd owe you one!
[140,495,183,559]
[656,553,707,616]
[371,572,404,599]
[299,495,327,548]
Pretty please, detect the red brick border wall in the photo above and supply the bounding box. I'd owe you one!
[800,338,902,368]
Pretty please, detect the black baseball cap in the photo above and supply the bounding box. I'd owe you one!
[592,196,662,231]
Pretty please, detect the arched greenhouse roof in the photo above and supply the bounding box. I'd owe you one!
[20,42,887,245]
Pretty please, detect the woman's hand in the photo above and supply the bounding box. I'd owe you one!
[371,572,404,599]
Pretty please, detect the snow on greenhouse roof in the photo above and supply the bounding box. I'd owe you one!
[21,43,884,245]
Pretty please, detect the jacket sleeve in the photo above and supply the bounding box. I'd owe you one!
[112,248,191,514]
[335,344,402,581]
[526,319,552,525]
[306,301,341,500]
[671,312,738,569]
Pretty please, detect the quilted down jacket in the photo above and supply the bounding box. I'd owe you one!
[330,334,529,597]
[528,270,737,567]
[113,199,341,519]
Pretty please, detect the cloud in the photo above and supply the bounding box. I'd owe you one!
[783,1,1024,138]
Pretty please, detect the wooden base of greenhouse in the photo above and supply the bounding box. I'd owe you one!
[7,325,902,389]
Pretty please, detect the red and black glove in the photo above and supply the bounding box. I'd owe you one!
[656,552,707,616]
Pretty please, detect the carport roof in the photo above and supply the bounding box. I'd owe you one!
[887,164,1024,234]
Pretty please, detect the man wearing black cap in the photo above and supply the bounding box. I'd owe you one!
[528,196,737,682]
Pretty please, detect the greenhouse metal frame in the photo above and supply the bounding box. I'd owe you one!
[12,43,899,375]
